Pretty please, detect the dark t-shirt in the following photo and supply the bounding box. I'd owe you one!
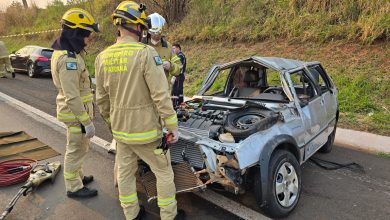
[177,51,186,75]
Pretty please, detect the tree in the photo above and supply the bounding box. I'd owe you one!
[22,0,28,8]
[147,0,190,24]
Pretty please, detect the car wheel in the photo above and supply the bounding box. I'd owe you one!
[224,108,279,140]
[262,149,301,218]
[27,62,36,78]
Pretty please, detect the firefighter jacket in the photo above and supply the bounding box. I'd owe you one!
[51,50,94,126]
[147,38,182,79]
[95,36,178,145]
[0,41,9,59]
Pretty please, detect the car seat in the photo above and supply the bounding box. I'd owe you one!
[233,70,261,97]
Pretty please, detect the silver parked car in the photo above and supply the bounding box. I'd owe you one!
[141,56,339,218]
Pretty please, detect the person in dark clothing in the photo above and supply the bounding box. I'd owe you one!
[171,43,186,107]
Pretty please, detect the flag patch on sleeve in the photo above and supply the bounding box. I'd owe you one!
[154,56,163,65]
[66,62,78,70]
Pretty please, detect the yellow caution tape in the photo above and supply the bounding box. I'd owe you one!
[0,29,61,39]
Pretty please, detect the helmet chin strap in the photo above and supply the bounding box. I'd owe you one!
[150,38,160,45]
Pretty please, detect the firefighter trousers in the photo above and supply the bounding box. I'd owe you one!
[0,58,12,78]
[172,74,185,107]
[63,122,90,192]
[116,139,177,220]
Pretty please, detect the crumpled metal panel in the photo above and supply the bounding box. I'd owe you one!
[253,56,307,71]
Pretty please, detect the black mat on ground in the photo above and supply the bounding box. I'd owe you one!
[0,131,60,161]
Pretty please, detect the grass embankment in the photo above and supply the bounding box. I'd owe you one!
[172,0,389,44]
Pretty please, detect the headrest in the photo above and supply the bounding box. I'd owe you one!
[243,70,259,82]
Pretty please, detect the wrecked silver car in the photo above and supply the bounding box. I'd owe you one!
[141,56,339,218]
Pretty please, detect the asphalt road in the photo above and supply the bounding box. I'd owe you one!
[1,74,389,220]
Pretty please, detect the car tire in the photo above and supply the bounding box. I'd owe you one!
[27,62,36,78]
[261,149,301,218]
[224,108,279,140]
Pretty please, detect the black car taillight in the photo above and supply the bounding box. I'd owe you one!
[36,56,49,62]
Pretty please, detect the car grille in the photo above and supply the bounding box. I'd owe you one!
[138,163,203,201]
[170,138,204,169]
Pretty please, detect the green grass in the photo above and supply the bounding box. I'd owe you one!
[172,0,390,44]
[378,152,390,159]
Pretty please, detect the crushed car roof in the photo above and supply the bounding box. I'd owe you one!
[221,56,313,71]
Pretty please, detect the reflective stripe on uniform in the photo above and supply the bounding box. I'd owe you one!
[119,193,138,204]
[105,47,144,53]
[109,43,144,48]
[112,129,158,141]
[81,93,93,103]
[64,171,79,180]
[69,126,82,134]
[77,112,90,123]
[58,112,76,121]
[107,43,144,51]
[165,114,178,125]
[157,195,176,207]
[171,55,180,63]
[154,148,163,155]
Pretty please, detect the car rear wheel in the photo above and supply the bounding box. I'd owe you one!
[27,62,36,78]
[261,149,301,218]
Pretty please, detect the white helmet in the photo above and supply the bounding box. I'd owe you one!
[147,13,166,35]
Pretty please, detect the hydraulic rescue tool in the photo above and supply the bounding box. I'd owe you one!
[0,161,61,220]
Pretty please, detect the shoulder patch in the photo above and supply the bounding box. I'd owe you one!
[154,56,163,66]
[66,62,78,70]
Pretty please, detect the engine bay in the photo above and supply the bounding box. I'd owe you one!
[177,97,280,142]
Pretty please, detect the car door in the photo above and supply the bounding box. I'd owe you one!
[10,47,25,70]
[307,64,338,132]
[20,47,33,71]
[286,69,328,159]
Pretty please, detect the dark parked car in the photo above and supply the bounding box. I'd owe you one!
[9,45,53,78]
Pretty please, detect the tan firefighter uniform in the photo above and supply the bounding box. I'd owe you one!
[51,50,94,192]
[0,41,13,78]
[148,39,182,84]
[95,35,178,220]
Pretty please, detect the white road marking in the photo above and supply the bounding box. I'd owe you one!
[0,91,268,220]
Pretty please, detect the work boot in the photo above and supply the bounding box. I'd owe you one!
[82,175,94,185]
[11,72,15,78]
[67,187,98,198]
[174,209,186,220]
[134,205,145,220]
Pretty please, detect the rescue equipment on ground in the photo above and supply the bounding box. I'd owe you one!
[0,161,61,220]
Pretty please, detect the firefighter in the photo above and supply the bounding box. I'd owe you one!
[0,41,15,78]
[143,13,182,86]
[95,1,184,219]
[51,8,99,198]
